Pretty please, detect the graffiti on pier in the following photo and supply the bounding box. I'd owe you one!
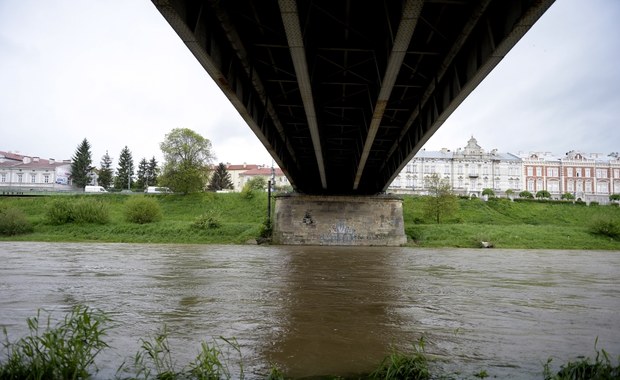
[320,221,358,244]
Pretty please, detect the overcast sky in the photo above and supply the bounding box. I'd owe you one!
[1,0,619,170]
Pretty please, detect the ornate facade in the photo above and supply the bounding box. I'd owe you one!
[388,137,521,197]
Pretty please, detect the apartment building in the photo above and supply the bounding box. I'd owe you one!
[389,137,521,197]
[521,150,620,203]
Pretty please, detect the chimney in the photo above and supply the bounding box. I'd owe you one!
[49,158,55,164]
[33,157,40,162]
[23,156,31,164]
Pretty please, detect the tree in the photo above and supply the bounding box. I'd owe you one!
[241,176,267,199]
[561,192,575,200]
[147,157,159,186]
[423,173,459,224]
[159,128,214,194]
[536,190,551,199]
[98,151,113,189]
[114,146,134,190]
[208,163,234,191]
[519,190,534,199]
[505,189,515,198]
[482,188,495,198]
[70,138,92,189]
[136,158,149,190]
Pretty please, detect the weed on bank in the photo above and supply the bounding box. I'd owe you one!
[2,308,619,380]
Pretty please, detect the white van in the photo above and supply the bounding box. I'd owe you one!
[145,186,172,194]
[84,186,107,193]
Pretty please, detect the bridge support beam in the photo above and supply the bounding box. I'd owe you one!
[273,194,406,246]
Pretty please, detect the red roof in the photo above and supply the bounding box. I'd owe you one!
[240,167,284,176]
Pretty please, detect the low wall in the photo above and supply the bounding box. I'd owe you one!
[273,194,406,246]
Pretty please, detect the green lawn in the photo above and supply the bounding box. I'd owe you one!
[1,193,619,249]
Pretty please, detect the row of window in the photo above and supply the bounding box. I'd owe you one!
[0,173,51,184]
[526,178,620,194]
[525,167,620,178]
[405,164,521,176]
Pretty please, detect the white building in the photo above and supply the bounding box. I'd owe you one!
[388,137,522,197]
[0,151,73,192]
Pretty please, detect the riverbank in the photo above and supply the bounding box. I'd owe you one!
[1,193,619,249]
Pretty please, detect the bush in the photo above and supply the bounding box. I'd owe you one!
[519,191,534,199]
[72,199,110,224]
[590,216,620,239]
[0,206,33,236]
[124,197,163,224]
[191,210,221,230]
[46,198,109,225]
[46,199,74,224]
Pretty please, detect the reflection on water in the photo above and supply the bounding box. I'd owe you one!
[0,242,619,379]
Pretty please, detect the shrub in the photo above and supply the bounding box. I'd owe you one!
[46,199,74,224]
[589,201,599,207]
[191,210,222,230]
[124,197,163,224]
[590,216,620,239]
[519,191,534,199]
[536,190,551,199]
[0,206,33,236]
[482,188,495,197]
[72,199,110,224]
[46,198,110,225]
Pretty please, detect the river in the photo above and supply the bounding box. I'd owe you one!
[0,242,618,379]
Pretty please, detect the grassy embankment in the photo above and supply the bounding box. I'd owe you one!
[1,193,619,249]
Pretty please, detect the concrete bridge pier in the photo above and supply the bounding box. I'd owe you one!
[272,194,407,246]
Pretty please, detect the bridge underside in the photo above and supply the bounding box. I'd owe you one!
[154,0,553,195]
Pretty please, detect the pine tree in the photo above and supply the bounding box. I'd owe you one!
[98,151,113,189]
[208,163,234,191]
[147,156,159,186]
[136,158,149,190]
[114,146,134,190]
[70,138,92,189]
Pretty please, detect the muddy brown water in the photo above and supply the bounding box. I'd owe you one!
[1,242,618,378]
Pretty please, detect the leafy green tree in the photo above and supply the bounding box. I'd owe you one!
[505,189,514,198]
[519,190,534,199]
[70,138,93,189]
[98,151,113,189]
[241,177,267,199]
[114,146,134,190]
[423,173,459,224]
[482,188,495,197]
[159,128,214,194]
[208,163,234,191]
[561,192,575,200]
[536,190,551,199]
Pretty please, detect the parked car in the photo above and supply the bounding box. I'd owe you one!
[145,186,172,194]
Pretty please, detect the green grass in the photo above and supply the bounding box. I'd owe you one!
[1,193,619,249]
[404,196,620,250]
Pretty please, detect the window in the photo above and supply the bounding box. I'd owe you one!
[44,174,50,183]
[31,174,36,183]
[597,182,609,194]
[567,167,573,177]
[547,180,559,192]
[585,180,592,193]
[527,179,534,191]
[614,169,620,178]
[527,167,533,176]
[547,167,559,177]
[567,180,574,192]
[536,178,543,191]
[536,167,542,176]
[17,173,23,183]
[457,165,463,175]
[596,169,607,178]
[444,165,450,175]
[0,173,5,183]
[585,168,591,177]
[406,164,413,173]
[406,176,413,188]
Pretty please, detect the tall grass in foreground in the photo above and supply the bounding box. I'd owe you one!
[2,308,620,379]
[0,305,109,380]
